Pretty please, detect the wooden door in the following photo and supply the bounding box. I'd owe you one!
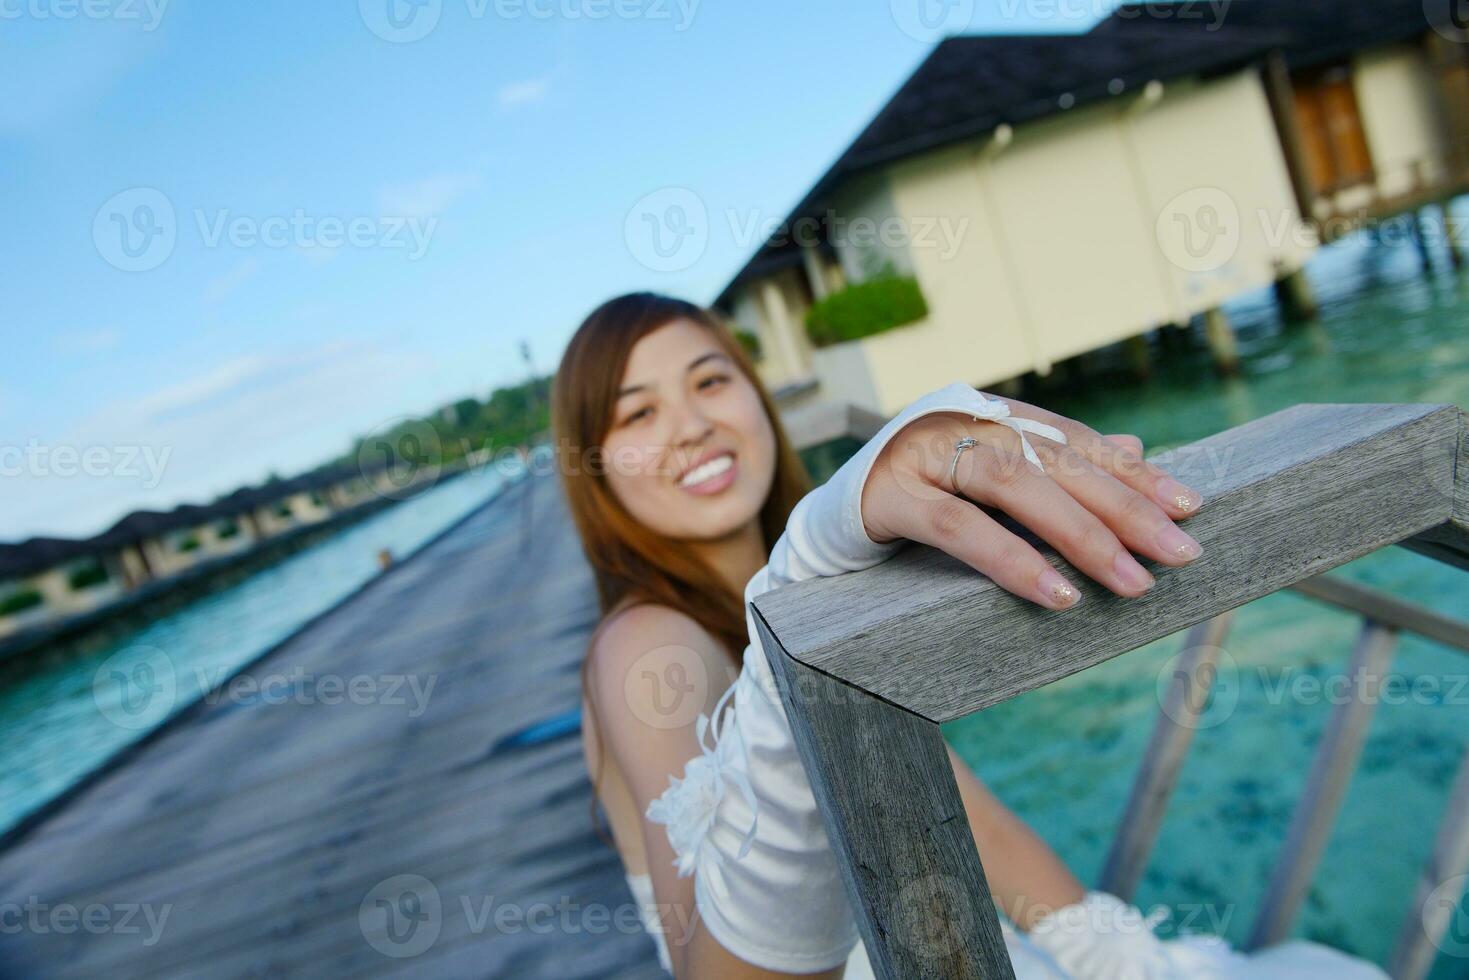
[1293,65,1375,194]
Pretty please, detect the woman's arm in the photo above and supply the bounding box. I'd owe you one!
[586,603,844,979]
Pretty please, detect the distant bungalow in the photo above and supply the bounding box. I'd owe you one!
[0,459,440,646]
[717,0,1468,418]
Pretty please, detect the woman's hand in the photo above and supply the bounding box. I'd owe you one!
[860,394,1205,610]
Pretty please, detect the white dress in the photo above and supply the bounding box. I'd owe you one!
[633,381,1390,979]
[623,872,1387,979]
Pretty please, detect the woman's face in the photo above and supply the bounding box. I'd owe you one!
[601,319,777,542]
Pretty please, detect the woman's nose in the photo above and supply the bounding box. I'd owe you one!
[670,401,714,447]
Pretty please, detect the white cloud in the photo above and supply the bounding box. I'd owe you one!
[375,172,480,219]
[0,340,443,540]
[497,77,550,108]
[54,327,121,356]
[203,257,261,305]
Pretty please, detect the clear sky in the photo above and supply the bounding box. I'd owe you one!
[2,0,1118,540]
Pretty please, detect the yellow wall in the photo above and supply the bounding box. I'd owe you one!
[801,69,1312,415]
[1354,43,1450,198]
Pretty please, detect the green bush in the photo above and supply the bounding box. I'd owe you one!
[176,535,201,553]
[275,502,294,518]
[733,329,762,361]
[0,589,44,616]
[216,520,240,540]
[804,276,928,348]
[68,561,109,590]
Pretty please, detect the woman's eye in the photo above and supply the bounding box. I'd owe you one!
[622,406,653,425]
[697,373,730,391]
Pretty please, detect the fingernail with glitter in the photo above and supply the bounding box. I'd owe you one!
[1157,524,1203,563]
[1038,569,1081,609]
[1157,478,1202,512]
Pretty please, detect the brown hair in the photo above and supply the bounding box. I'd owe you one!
[551,293,811,838]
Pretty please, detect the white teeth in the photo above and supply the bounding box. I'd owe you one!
[679,454,733,488]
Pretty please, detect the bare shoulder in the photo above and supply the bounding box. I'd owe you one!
[586,603,734,749]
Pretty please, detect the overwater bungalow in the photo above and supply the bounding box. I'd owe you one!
[1094,0,1469,241]
[0,461,409,645]
[717,0,1468,417]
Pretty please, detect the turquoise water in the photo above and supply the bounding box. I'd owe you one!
[942,220,1469,976]
[0,461,519,835]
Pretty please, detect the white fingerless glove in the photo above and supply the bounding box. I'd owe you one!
[646,381,1068,972]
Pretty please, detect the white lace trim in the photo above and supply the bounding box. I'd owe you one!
[644,676,759,899]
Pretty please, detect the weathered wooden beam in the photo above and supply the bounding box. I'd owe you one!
[1098,611,1236,901]
[753,607,1016,980]
[753,403,1462,723]
[1388,748,1469,980]
[1246,621,1400,951]
[1289,573,1469,654]
[1403,406,1469,571]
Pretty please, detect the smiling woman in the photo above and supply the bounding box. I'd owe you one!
[550,292,1390,979]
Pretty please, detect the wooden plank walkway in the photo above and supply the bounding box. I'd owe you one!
[0,473,664,980]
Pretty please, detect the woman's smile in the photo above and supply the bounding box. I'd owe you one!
[677,450,739,496]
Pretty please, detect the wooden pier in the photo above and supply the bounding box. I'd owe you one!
[0,474,663,979]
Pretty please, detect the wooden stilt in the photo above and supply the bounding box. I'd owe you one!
[1203,308,1240,376]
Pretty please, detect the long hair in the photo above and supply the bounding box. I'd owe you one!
[551,293,811,837]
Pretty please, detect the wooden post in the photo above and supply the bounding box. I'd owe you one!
[1099,611,1236,901]
[1203,308,1240,376]
[1410,209,1437,274]
[1388,750,1469,980]
[1273,267,1319,322]
[1246,620,1399,950]
[1261,52,1318,233]
[1442,201,1466,270]
[754,609,1017,980]
[1124,334,1153,382]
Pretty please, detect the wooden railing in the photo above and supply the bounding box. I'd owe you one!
[756,402,1468,979]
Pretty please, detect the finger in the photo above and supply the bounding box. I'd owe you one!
[988,397,1203,518]
[957,447,1158,598]
[1103,433,1144,456]
[885,492,1082,610]
[1034,443,1204,568]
